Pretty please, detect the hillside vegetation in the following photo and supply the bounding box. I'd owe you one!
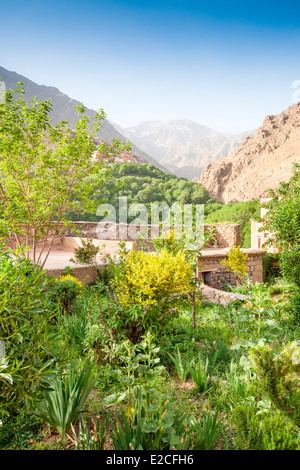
[70,162,258,247]
[69,162,216,220]
[205,201,261,248]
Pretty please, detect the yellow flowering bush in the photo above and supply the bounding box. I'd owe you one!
[113,249,194,307]
[109,249,194,334]
[56,274,83,288]
[54,274,84,314]
[221,245,249,283]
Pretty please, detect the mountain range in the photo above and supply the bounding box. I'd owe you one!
[2,65,300,202]
[0,66,165,171]
[0,66,255,181]
[114,120,255,180]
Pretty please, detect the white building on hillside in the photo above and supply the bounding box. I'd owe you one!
[251,198,277,252]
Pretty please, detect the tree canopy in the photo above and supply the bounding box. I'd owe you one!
[262,163,300,287]
[0,82,128,267]
[68,161,219,223]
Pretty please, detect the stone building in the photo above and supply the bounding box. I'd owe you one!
[251,198,277,252]
[8,221,266,298]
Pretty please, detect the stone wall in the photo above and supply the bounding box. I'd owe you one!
[205,223,241,248]
[65,221,241,247]
[199,248,266,287]
[7,221,242,249]
[200,285,249,306]
[46,266,99,284]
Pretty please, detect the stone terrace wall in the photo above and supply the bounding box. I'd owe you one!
[7,221,242,251]
[200,285,249,306]
[65,221,242,248]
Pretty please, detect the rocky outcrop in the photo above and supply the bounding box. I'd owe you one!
[200,102,300,202]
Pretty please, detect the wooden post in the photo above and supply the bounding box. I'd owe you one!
[192,290,196,328]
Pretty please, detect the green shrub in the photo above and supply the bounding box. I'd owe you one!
[232,402,300,450]
[70,239,113,284]
[52,274,84,314]
[191,410,223,450]
[83,294,148,352]
[286,288,300,324]
[168,347,191,382]
[0,251,61,413]
[111,249,194,336]
[0,410,43,450]
[111,387,192,450]
[71,239,100,265]
[34,361,98,437]
[204,338,233,373]
[262,253,282,283]
[104,333,166,407]
[220,359,253,409]
[59,311,88,357]
[189,354,210,392]
[250,343,300,426]
[220,245,249,283]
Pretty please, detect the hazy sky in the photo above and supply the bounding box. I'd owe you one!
[1,0,300,133]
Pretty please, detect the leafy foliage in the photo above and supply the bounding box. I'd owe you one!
[189,354,210,392]
[104,332,166,407]
[72,162,214,222]
[191,410,223,450]
[262,163,300,288]
[0,83,128,267]
[113,248,194,307]
[168,347,191,382]
[0,247,61,413]
[34,361,98,437]
[71,239,100,265]
[111,387,192,450]
[250,342,300,426]
[53,274,84,314]
[110,249,194,336]
[232,402,300,450]
[262,252,282,283]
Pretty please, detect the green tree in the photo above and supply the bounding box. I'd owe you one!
[0,82,129,267]
[262,163,300,287]
[82,162,213,221]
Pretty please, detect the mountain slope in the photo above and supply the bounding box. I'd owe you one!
[117,119,254,180]
[0,66,166,171]
[200,102,300,203]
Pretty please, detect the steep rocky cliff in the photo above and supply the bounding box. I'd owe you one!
[200,102,300,202]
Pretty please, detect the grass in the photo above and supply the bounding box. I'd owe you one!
[2,272,299,451]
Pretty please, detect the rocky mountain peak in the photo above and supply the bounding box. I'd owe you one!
[200,102,300,203]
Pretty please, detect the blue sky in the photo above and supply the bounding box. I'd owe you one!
[1,0,300,133]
